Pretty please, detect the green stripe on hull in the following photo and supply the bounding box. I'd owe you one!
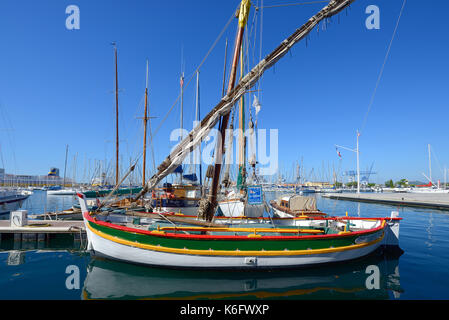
[88,221,374,252]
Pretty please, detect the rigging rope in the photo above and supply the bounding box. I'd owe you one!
[360,0,407,134]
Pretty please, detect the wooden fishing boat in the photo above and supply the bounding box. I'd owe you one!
[78,193,400,269]
[79,0,403,269]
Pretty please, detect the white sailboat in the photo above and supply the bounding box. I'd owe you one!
[409,144,449,193]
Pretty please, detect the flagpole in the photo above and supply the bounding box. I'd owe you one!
[335,130,360,193]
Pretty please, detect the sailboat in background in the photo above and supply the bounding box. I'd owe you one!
[146,70,202,215]
[81,44,143,202]
[409,144,449,193]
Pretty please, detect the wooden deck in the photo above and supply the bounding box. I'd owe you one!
[322,192,449,210]
[0,220,85,234]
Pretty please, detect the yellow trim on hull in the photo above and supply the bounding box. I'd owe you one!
[87,223,385,257]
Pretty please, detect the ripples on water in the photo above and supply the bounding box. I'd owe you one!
[1,190,448,299]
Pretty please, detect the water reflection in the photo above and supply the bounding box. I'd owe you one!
[0,233,85,252]
[82,250,403,300]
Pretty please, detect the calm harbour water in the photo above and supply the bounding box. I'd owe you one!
[1,190,448,300]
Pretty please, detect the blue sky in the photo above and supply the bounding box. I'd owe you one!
[0,0,448,185]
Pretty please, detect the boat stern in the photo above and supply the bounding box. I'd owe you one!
[76,192,93,251]
[382,211,402,254]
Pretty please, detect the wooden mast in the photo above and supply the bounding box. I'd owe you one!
[142,60,149,187]
[180,70,185,185]
[200,0,251,221]
[114,45,120,186]
[237,41,246,191]
[195,70,202,185]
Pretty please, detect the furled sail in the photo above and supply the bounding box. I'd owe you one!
[134,0,355,201]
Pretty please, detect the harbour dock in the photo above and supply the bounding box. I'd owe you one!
[0,220,86,244]
[322,192,449,211]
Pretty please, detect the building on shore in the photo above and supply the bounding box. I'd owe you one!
[304,181,332,188]
[0,168,74,187]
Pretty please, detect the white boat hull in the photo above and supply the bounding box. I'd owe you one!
[86,224,384,269]
[156,206,199,216]
[271,207,294,218]
[218,199,264,218]
[47,189,76,195]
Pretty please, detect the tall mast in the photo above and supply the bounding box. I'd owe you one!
[142,60,149,187]
[237,41,246,190]
[195,70,202,185]
[179,71,184,185]
[200,0,251,221]
[180,48,185,185]
[444,166,447,189]
[180,72,184,137]
[180,46,185,142]
[114,45,119,186]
